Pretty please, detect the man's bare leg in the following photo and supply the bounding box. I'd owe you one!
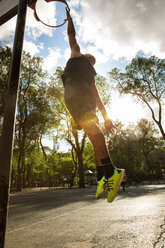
[81,122,116,199]
[81,122,115,179]
[81,122,125,203]
[81,122,109,160]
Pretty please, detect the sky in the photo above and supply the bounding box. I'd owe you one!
[0,0,165,149]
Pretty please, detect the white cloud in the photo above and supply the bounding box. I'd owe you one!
[26,3,55,40]
[81,45,109,64]
[74,0,165,61]
[2,0,165,74]
[43,47,62,73]
[23,40,43,56]
[68,0,81,8]
[38,42,44,50]
[70,7,82,27]
[64,48,70,61]
[0,16,16,43]
[0,0,56,44]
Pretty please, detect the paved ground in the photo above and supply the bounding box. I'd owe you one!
[6,185,165,248]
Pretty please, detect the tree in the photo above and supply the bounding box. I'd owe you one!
[109,55,165,140]
[107,121,141,180]
[14,52,51,190]
[9,51,59,190]
[151,148,165,179]
[0,47,12,125]
[95,74,111,106]
[0,48,55,190]
[66,125,87,188]
[136,119,159,176]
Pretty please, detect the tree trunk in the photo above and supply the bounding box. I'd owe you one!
[70,148,77,188]
[17,153,22,191]
[72,129,85,188]
[157,121,165,141]
[66,126,86,188]
[144,152,152,176]
[77,153,85,188]
[26,163,32,187]
[16,142,26,191]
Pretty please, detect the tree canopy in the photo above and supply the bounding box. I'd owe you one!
[0,47,165,190]
[109,55,165,140]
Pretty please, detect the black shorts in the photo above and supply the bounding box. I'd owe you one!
[64,81,98,129]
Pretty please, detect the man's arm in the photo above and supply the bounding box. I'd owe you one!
[91,79,108,120]
[66,9,81,58]
[91,79,115,133]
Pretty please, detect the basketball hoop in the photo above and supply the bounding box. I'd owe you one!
[28,0,69,28]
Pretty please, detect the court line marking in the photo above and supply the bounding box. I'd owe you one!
[7,205,90,234]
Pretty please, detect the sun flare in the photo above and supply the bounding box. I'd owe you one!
[106,94,147,125]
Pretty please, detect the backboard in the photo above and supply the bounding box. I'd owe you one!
[0,0,19,25]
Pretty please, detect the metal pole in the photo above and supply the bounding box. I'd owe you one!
[0,0,28,247]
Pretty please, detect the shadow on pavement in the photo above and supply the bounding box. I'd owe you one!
[9,187,98,214]
[9,185,165,213]
[117,184,165,200]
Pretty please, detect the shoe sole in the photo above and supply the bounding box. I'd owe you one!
[96,187,108,199]
[107,169,125,203]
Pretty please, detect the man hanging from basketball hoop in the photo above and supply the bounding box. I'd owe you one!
[61,8,125,203]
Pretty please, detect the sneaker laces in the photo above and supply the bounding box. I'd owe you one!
[97,178,108,191]
[107,179,114,192]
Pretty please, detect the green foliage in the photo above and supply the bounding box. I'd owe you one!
[109,55,165,140]
[0,46,12,120]
[58,156,74,179]
[107,119,164,181]
[109,55,165,101]
[48,67,67,122]
[96,75,111,106]
[83,142,96,173]
[1,46,165,189]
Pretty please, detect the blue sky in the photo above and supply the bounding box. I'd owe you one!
[1,0,165,144]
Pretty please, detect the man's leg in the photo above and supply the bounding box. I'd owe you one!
[81,122,113,198]
[80,122,107,158]
[94,156,107,198]
[81,122,125,203]
[81,122,114,176]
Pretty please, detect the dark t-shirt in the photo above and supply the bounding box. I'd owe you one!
[61,55,96,87]
[62,55,97,120]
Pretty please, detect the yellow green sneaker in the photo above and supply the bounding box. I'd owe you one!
[107,168,125,203]
[95,176,108,199]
